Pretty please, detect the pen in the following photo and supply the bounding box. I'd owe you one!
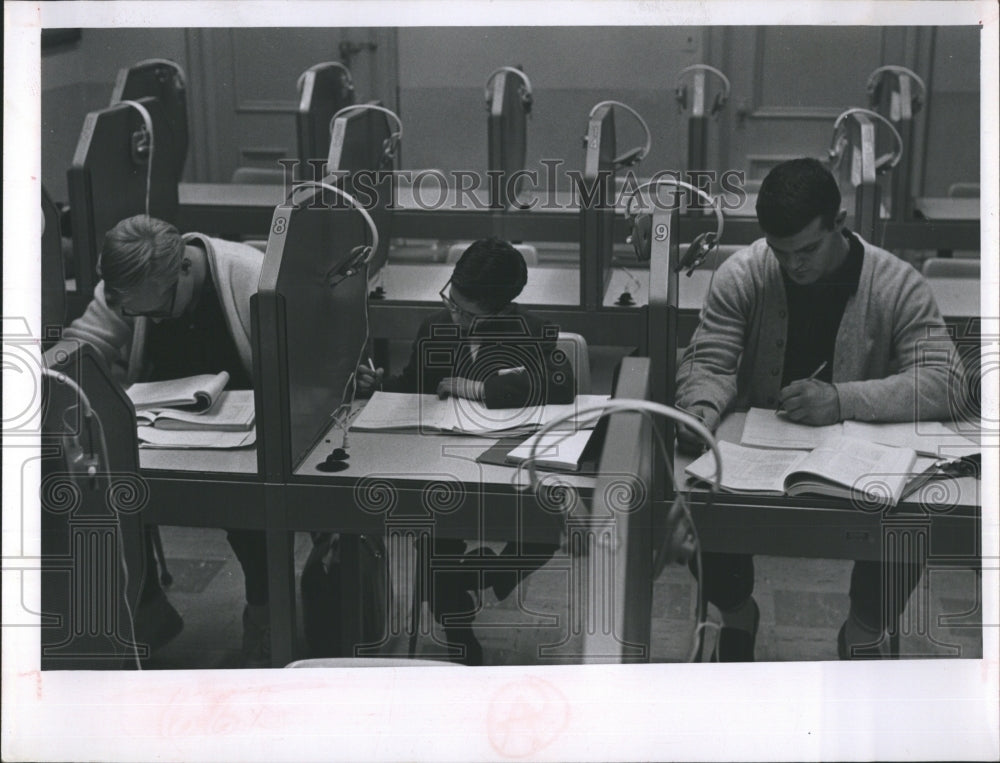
[367,357,377,372]
[775,360,828,413]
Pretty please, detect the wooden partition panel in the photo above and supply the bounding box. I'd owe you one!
[578,356,654,662]
[297,63,356,173]
[68,97,180,302]
[40,342,145,668]
[579,104,617,311]
[487,69,529,211]
[41,186,66,341]
[252,188,373,479]
[326,102,394,274]
[110,60,189,179]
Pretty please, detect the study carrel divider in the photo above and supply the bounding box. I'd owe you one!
[68,97,181,313]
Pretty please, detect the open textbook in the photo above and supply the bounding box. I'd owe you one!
[350,391,611,436]
[126,371,230,411]
[685,436,936,506]
[740,407,980,457]
[135,390,255,431]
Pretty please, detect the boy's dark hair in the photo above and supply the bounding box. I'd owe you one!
[451,238,528,312]
[755,158,842,237]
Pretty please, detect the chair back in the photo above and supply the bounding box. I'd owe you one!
[556,331,591,395]
[922,258,979,278]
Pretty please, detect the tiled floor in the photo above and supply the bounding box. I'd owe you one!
[143,524,983,669]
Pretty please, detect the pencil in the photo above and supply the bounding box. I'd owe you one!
[775,360,829,413]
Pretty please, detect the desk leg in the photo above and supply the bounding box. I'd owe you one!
[265,485,295,668]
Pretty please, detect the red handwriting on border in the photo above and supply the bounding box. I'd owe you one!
[158,685,289,738]
[487,676,570,758]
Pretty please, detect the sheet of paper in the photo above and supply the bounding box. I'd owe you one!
[137,425,256,449]
[349,392,451,431]
[507,429,595,470]
[740,407,843,450]
[842,420,980,459]
[686,440,806,493]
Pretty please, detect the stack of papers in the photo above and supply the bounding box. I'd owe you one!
[127,378,256,449]
[350,391,611,437]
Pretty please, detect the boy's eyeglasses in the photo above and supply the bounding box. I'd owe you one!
[439,280,480,321]
[119,280,178,319]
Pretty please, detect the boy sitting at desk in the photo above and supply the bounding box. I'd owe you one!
[357,238,575,664]
[63,215,272,668]
[673,159,964,661]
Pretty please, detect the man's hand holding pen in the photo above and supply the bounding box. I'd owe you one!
[776,361,840,425]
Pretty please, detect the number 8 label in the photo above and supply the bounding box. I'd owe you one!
[272,217,287,235]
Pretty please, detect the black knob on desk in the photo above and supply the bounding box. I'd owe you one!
[616,291,635,307]
[369,286,386,300]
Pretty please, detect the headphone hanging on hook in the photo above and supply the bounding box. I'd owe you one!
[329,103,404,168]
[624,178,724,272]
[484,66,533,115]
[588,100,652,170]
[828,107,904,175]
[674,64,731,118]
[866,65,925,115]
[297,61,355,96]
[120,99,154,219]
[288,180,380,282]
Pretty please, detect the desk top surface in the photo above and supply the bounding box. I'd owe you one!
[675,412,980,508]
[294,419,597,491]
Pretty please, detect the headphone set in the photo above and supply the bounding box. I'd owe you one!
[297,61,355,97]
[866,65,926,116]
[287,180,380,286]
[674,64,731,118]
[624,178,725,273]
[827,107,905,176]
[119,99,155,218]
[329,103,404,169]
[588,100,652,170]
[484,66,534,115]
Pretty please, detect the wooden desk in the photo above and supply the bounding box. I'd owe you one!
[671,413,981,563]
[139,448,265,530]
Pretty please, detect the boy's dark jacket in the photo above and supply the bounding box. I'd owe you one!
[383,305,575,408]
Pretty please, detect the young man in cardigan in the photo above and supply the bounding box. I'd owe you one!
[674,158,965,661]
[65,215,271,667]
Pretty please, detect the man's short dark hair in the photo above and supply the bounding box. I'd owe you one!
[451,238,528,312]
[755,158,842,237]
